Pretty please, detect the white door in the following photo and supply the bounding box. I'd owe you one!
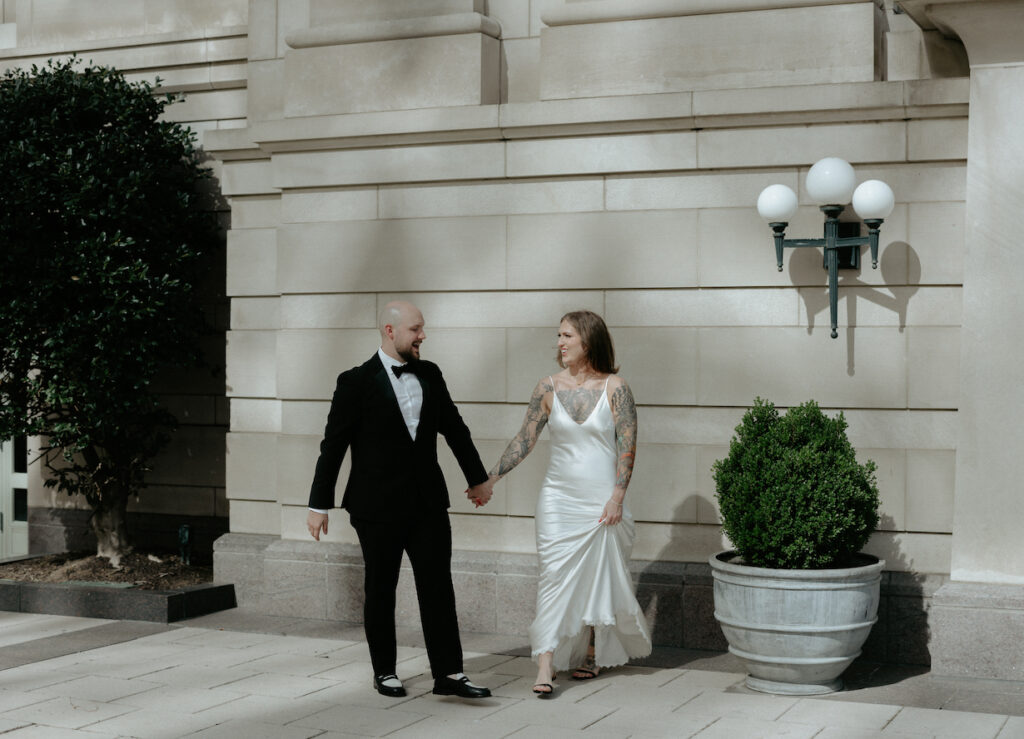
[0,436,29,558]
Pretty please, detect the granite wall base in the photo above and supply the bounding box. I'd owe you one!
[214,533,939,666]
[929,581,1024,682]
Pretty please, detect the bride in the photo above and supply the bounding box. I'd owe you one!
[482,310,652,697]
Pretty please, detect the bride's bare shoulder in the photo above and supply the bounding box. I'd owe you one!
[605,374,629,391]
[533,375,557,395]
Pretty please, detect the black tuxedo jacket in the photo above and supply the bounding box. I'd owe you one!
[308,353,488,521]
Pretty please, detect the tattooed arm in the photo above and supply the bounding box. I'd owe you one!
[489,378,553,481]
[602,378,638,526]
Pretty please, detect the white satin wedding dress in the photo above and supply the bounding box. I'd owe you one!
[529,378,653,671]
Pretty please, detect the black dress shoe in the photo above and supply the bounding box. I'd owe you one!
[432,674,491,698]
[373,674,406,697]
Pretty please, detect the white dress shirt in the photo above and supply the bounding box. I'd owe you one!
[309,347,423,514]
[376,347,423,441]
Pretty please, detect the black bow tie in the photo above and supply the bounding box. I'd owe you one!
[392,363,419,378]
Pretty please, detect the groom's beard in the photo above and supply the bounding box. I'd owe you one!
[397,347,418,363]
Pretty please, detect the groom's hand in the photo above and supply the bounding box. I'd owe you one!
[307,510,329,541]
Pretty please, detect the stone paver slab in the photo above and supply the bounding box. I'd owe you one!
[0,726,118,738]
[216,671,342,699]
[999,717,1024,738]
[0,688,51,712]
[2,695,134,730]
[399,692,519,719]
[132,664,259,689]
[678,690,799,721]
[191,693,336,726]
[481,696,617,731]
[231,651,344,677]
[28,674,161,702]
[586,705,714,737]
[184,718,324,738]
[885,706,1009,738]
[780,698,902,730]
[292,703,429,735]
[83,707,222,738]
[386,714,523,739]
[0,615,109,648]
[692,716,823,738]
[114,684,248,713]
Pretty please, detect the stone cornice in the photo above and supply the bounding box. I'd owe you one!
[898,0,1024,66]
[285,12,501,49]
[0,24,248,61]
[202,78,968,159]
[541,0,877,26]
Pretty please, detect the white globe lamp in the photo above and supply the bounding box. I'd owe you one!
[852,180,895,220]
[757,184,799,222]
[805,157,857,205]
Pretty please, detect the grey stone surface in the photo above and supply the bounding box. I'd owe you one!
[220,541,937,665]
[0,620,172,670]
[495,573,537,637]
[325,562,365,622]
[681,582,728,651]
[0,608,1020,739]
[0,580,235,623]
[212,551,264,607]
[451,571,498,633]
[261,558,327,619]
[635,581,683,648]
[931,581,1024,681]
[213,532,276,555]
[887,594,933,666]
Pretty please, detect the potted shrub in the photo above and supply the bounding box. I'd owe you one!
[710,398,883,695]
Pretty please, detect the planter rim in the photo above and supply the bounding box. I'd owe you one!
[709,550,885,580]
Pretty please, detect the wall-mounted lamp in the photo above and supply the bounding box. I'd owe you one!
[757,157,895,338]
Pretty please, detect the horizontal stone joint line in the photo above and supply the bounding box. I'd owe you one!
[286,13,501,49]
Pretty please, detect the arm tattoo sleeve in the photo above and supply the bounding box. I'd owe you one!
[491,380,551,478]
[610,382,637,492]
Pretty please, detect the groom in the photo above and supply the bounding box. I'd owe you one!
[307,300,493,699]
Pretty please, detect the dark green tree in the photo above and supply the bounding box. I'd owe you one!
[0,58,216,563]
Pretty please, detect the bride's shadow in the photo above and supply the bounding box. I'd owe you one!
[633,496,741,671]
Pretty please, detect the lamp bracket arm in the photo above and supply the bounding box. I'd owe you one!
[783,238,826,248]
[832,236,870,248]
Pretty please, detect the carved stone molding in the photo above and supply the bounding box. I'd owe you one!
[897,0,1024,65]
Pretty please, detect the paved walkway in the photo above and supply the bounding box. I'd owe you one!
[0,609,1022,738]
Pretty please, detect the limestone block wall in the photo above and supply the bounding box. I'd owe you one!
[0,0,973,658]
[209,0,969,591]
[0,0,244,552]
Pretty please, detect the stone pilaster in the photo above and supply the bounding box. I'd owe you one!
[900,0,1024,681]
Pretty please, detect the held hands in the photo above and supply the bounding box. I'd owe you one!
[466,477,497,508]
[307,510,329,541]
[599,498,623,526]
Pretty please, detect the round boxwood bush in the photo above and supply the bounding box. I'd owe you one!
[712,398,880,569]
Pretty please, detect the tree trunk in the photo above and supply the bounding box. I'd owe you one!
[91,490,131,567]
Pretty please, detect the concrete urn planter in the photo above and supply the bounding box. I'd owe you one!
[710,550,884,695]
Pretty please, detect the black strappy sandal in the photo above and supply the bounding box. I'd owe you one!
[571,655,600,680]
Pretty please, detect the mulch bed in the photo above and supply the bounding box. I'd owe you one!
[0,550,213,591]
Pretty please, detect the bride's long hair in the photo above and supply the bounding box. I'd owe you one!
[556,310,619,374]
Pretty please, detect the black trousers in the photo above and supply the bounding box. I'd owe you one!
[350,508,463,680]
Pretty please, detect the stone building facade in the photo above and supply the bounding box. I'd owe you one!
[3,0,1022,680]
